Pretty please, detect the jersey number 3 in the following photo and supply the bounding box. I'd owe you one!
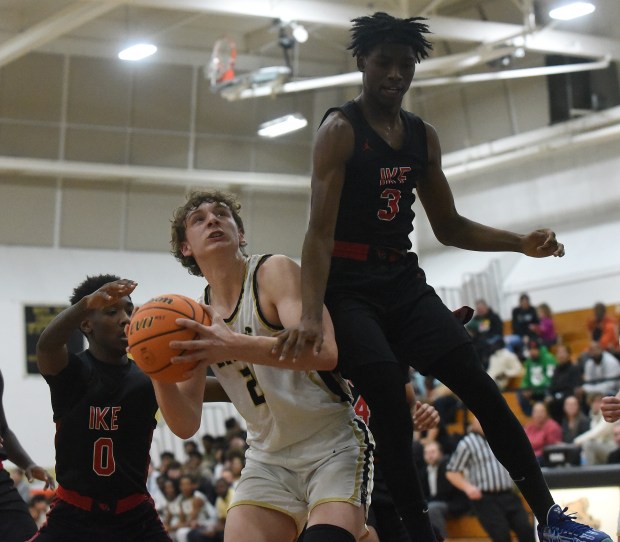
[377,188,401,221]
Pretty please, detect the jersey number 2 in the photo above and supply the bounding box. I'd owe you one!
[93,437,116,476]
[377,188,401,221]
[240,366,266,406]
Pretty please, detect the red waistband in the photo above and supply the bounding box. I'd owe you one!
[332,241,407,263]
[332,240,370,261]
[56,485,148,514]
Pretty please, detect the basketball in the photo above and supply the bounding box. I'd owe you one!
[127,294,209,383]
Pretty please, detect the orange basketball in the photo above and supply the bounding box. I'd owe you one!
[127,294,209,383]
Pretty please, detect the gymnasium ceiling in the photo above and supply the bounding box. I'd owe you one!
[1,0,620,192]
[2,0,619,85]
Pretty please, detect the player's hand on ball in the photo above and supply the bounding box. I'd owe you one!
[171,305,232,365]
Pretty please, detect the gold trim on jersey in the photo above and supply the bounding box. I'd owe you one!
[251,254,283,333]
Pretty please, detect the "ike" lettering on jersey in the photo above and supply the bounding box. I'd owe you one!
[89,406,121,430]
[379,166,411,186]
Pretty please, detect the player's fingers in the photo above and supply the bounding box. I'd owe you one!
[272,330,290,354]
[313,335,323,356]
[278,331,298,360]
[293,332,312,361]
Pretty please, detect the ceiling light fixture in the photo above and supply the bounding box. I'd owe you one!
[291,23,309,44]
[258,113,308,138]
[118,43,158,61]
[549,1,595,21]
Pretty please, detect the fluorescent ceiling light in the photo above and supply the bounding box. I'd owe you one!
[258,113,308,138]
[549,2,595,20]
[118,43,157,61]
[292,23,309,44]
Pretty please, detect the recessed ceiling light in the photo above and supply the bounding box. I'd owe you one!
[549,2,595,21]
[118,43,157,61]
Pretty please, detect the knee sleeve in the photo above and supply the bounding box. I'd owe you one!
[303,524,356,542]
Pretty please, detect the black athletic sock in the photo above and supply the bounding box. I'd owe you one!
[303,524,356,542]
[430,343,555,523]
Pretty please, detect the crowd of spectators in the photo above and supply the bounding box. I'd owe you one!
[5,295,618,542]
[147,416,246,542]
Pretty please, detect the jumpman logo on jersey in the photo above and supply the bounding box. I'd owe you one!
[362,138,372,152]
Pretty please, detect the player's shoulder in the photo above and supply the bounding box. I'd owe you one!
[319,109,354,136]
[254,255,300,297]
[258,254,299,275]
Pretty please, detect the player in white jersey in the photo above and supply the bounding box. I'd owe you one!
[153,191,374,542]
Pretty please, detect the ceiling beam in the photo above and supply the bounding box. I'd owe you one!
[0,156,310,192]
[0,0,126,68]
[123,0,620,60]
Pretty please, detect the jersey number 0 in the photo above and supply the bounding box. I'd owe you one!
[93,437,116,476]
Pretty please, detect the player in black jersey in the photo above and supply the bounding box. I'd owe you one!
[30,275,172,542]
[0,369,55,542]
[276,11,612,542]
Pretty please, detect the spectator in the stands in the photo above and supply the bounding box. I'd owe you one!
[574,393,618,465]
[518,341,557,416]
[587,303,619,353]
[419,441,470,540]
[506,293,540,358]
[560,395,590,444]
[581,341,620,400]
[533,303,558,349]
[524,402,562,463]
[486,337,524,391]
[546,344,583,423]
[466,299,504,369]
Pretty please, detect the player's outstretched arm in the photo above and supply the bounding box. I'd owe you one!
[36,279,137,375]
[171,256,337,371]
[417,123,564,258]
[0,371,55,488]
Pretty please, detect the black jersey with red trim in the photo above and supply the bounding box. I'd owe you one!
[43,350,157,501]
[322,100,428,251]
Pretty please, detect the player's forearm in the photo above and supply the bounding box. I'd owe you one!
[2,428,36,471]
[300,230,333,322]
[437,215,525,253]
[37,297,90,352]
[153,377,205,439]
[229,333,337,371]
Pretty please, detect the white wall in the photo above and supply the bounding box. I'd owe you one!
[3,214,620,469]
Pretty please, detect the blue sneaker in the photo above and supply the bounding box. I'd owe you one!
[537,505,613,542]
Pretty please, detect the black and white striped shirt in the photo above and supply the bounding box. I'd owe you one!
[446,432,514,492]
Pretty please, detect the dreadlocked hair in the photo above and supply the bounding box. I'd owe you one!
[347,12,432,62]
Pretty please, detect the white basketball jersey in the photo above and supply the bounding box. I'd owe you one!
[204,254,357,459]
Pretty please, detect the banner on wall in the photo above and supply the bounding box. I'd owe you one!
[24,305,84,374]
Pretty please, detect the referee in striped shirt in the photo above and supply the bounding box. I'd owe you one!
[446,416,536,542]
